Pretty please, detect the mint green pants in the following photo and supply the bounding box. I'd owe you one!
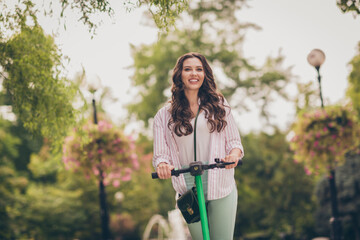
[187,187,238,240]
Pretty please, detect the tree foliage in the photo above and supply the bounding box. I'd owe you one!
[59,0,188,33]
[0,0,188,35]
[128,0,292,127]
[0,23,79,145]
[62,118,139,187]
[235,130,316,239]
[337,0,360,16]
[0,117,23,240]
[347,42,360,117]
[0,125,162,239]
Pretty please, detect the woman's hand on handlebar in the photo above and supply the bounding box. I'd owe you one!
[222,148,242,169]
[221,155,239,169]
[156,163,175,179]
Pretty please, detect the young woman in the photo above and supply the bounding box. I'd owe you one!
[153,52,244,239]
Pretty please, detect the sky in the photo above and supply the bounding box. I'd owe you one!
[35,0,360,135]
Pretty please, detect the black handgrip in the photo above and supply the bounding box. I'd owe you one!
[215,158,243,167]
[151,168,188,179]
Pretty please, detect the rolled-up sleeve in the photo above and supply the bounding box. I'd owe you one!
[153,109,172,169]
[224,100,244,158]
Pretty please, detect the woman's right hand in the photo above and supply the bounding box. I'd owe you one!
[156,163,175,179]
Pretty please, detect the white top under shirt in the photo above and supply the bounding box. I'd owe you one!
[173,111,211,166]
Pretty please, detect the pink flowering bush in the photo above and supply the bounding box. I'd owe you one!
[290,105,360,175]
[62,120,139,187]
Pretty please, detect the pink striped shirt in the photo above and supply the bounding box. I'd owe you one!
[153,99,244,200]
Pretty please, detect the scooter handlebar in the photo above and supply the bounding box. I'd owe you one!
[151,159,242,179]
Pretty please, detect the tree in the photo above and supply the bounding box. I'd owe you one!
[347,42,360,117]
[0,117,23,239]
[315,153,360,240]
[337,0,360,17]
[0,0,188,35]
[62,118,139,188]
[235,130,316,239]
[0,126,161,239]
[0,21,80,146]
[128,0,292,127]
[18,145,105,240]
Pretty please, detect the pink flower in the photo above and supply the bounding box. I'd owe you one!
[112,180,120,187]
[132,158,140,170]
[304,167,311,175]
[291,136,298,142]
[314,141,319,147]
[121,168,132,181]
[315,132,321,138]
[103,179,109,186]
[328,146,335,152]
[310,151,315,157]
[130,142,135,150]
[62,157,69,164]
[293,158,299,164]
[323,127,328,133]
[92,167,99,176]
[331,135,337,140]
[314,111,322,118]
[64,135,74,143]
[98,120,112,132]
[98,149,103,154]
[62,146,67,154]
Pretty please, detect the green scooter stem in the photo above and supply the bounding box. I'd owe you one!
[195,175,210,240]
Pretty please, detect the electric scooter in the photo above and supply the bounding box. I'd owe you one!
[152,158,242,240]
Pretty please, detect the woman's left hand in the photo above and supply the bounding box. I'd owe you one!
[221,154,239,169]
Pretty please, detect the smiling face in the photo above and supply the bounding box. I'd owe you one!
[181,57,205,94]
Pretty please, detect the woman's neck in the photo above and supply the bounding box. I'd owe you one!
[184,90,199,107]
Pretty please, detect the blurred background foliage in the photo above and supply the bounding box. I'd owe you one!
[0,0,360,239]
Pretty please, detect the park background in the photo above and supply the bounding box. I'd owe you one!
[1,0,360,239]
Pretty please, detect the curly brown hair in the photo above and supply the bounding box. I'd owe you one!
[168,52,228,137]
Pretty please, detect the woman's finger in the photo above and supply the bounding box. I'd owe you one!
[223,155,238,169]
[157,164,174,179]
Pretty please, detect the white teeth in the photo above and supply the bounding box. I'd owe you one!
[189,79,198,82]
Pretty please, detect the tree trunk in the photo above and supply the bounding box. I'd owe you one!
[352,213,360,240]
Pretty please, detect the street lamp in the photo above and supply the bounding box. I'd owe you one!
[307,49,342,240]
[307,49,325,108]
[88,78,110,240]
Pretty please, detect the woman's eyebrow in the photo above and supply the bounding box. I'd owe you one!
[183,65,203,68]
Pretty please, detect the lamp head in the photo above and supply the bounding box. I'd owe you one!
[307,49,326,69]
[88,76,102,94]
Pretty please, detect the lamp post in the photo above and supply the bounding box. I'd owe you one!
[307,49,342,240]
[89,80,110,240]
[307,49,325,108]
